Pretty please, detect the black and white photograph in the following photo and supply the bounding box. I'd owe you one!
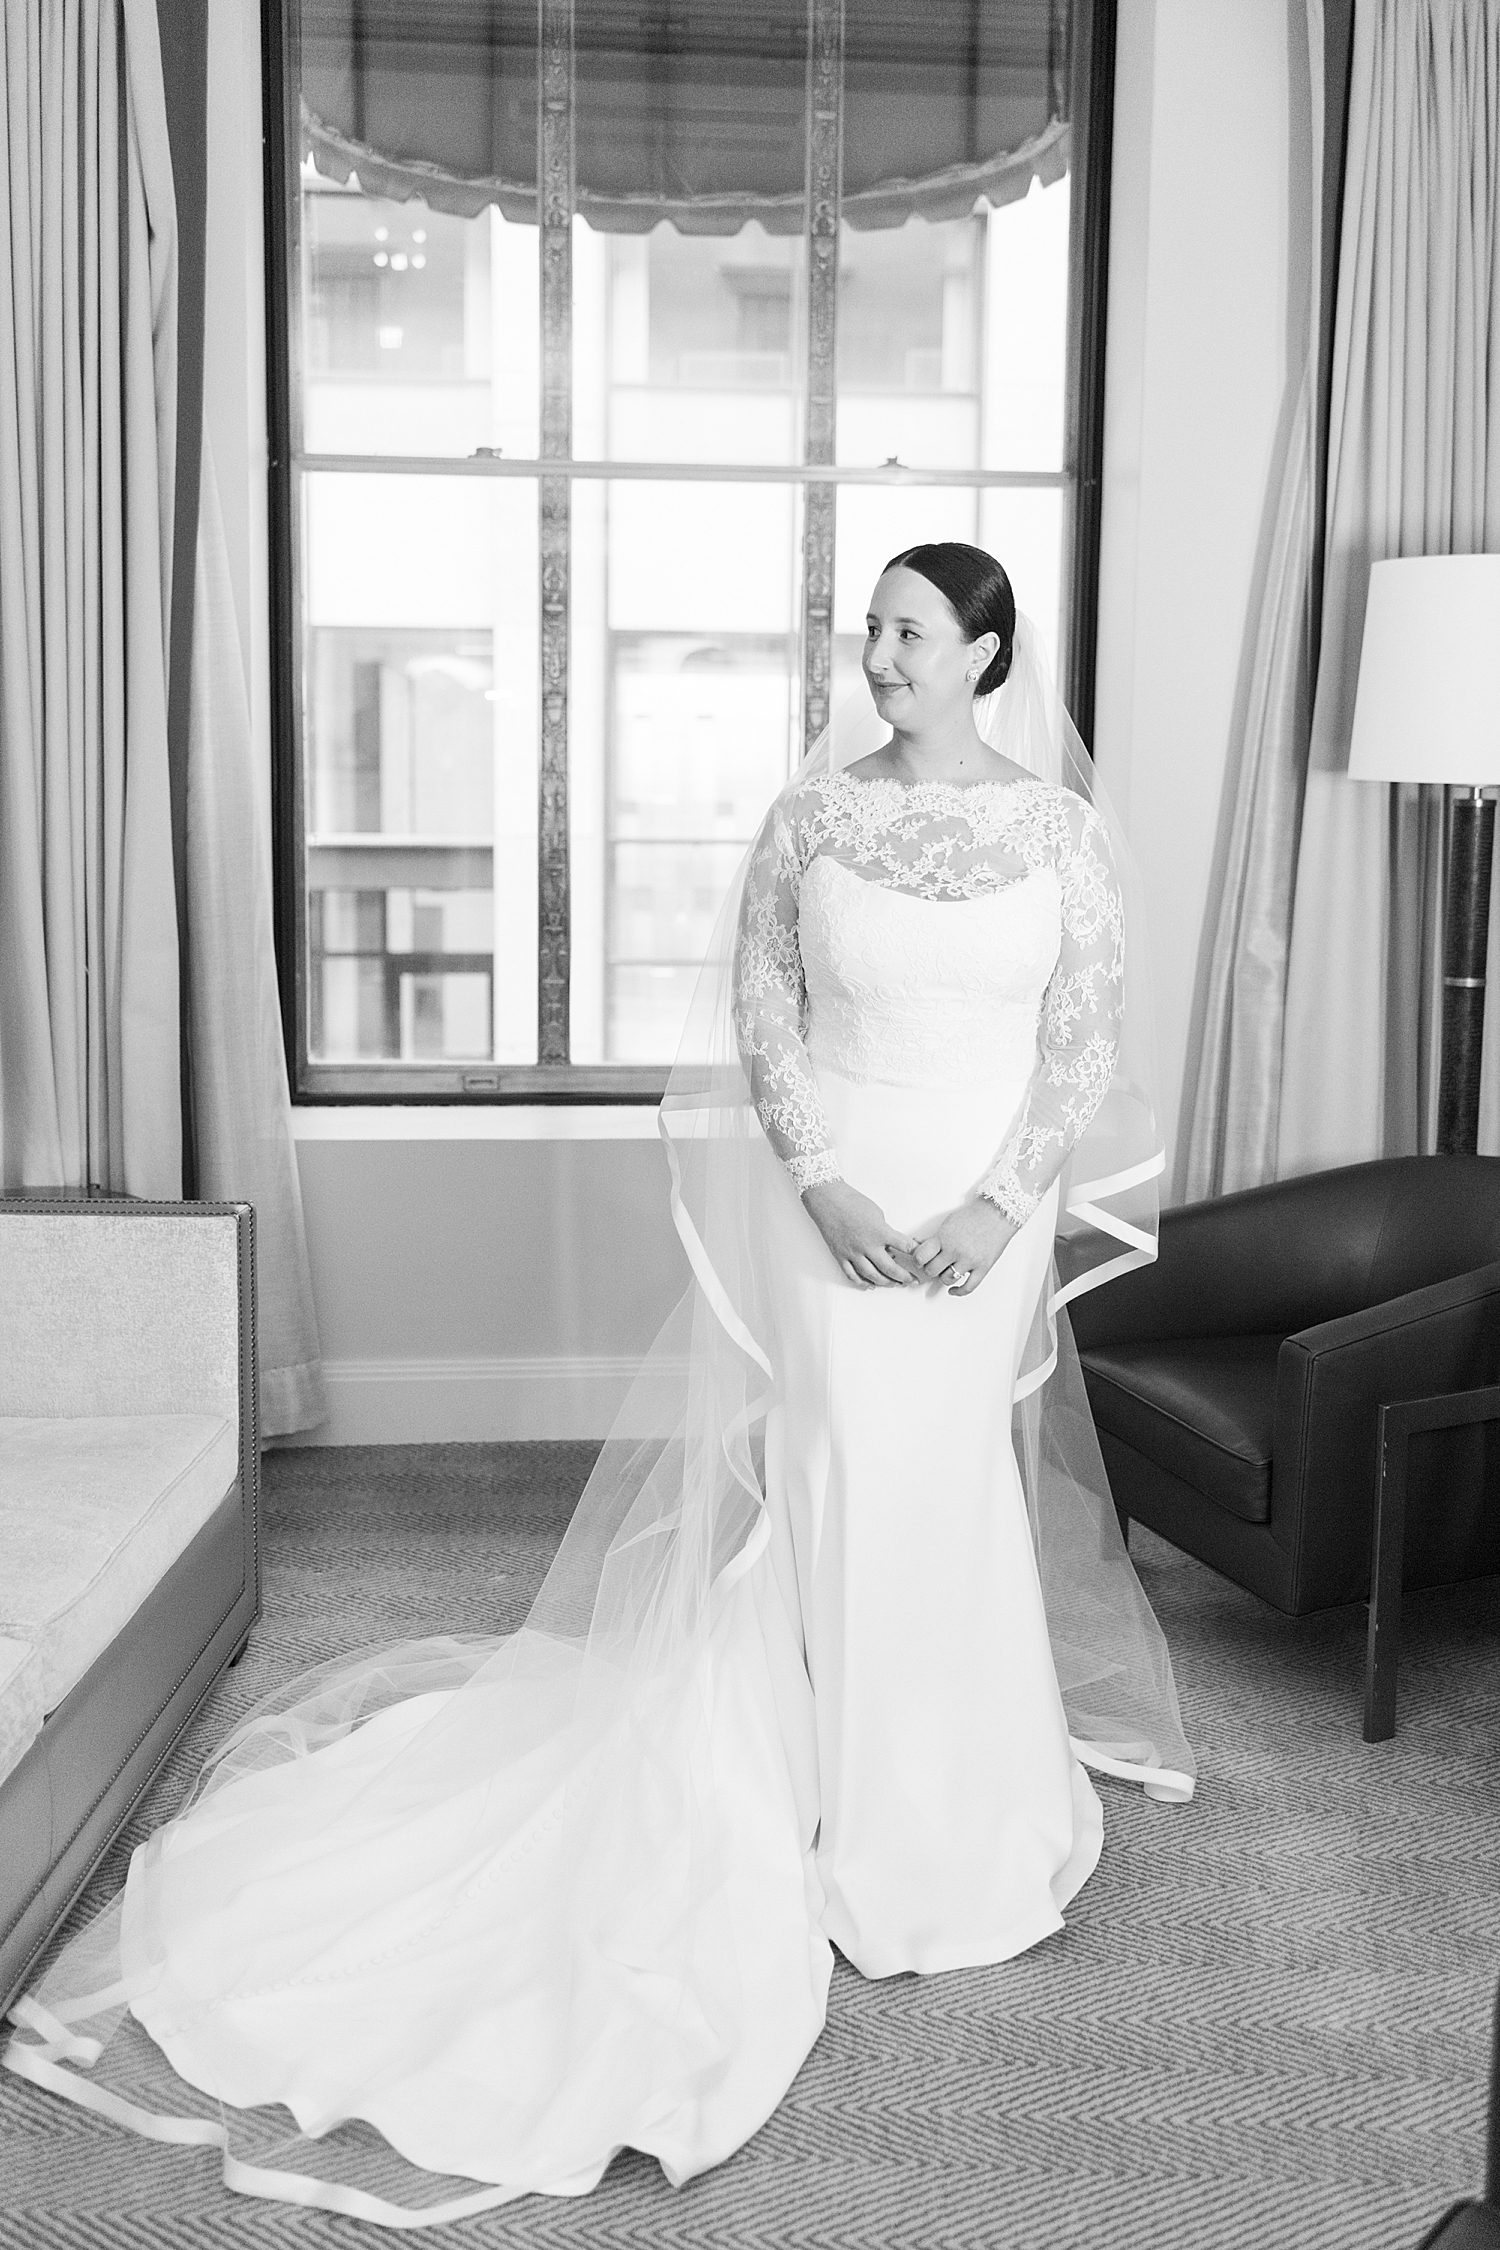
[0,1,1496,2244]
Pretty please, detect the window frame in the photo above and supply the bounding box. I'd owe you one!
[263,0,1118,1107]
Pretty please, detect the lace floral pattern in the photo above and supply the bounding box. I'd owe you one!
[731,772,1124,1214]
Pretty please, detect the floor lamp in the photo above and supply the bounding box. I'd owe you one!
[1347,555,1500,1156]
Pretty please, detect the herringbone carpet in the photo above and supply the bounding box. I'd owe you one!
[2,1442,1497,2250]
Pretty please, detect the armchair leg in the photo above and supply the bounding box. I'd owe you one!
[1364,1408,1405,1743]
[1363,1382,1500,1744]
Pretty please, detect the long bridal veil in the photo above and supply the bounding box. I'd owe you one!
[4,615,1192,2224]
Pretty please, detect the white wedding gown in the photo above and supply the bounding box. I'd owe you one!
[7,772,1134,2225]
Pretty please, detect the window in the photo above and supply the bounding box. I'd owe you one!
[266,0,1115,1099]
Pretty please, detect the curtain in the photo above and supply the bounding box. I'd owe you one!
[1185,0,1500,1189]
[0,0,182,1195]
[300,0,1071,234]
[0,0,326,1432]
[1279,0,1500,1174]
[1179,0,1333,1200]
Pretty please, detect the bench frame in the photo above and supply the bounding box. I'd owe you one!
[0,1197,259,2017]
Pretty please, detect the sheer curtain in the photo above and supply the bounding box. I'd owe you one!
[0,0,182,1196]
[1179,351,1315,1201]
[188,437,327,1435]
[1278,0,1500,1173]
[185,0,326,1435]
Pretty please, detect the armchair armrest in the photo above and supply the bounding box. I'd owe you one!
[1286,1258,1500,1363]
[1272,1259,1500,1609]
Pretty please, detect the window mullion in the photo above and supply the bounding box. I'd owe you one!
[537,0,574,1066]
[800,0,844,753]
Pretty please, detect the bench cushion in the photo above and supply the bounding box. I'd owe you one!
[1079,1335,1282,1526]
[0,1415,238,1712]
[0,1635,43,1793]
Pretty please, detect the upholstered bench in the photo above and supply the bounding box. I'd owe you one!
[0,1199,259,2014]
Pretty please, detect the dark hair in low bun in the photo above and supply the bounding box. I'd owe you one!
[883,542,1016,695]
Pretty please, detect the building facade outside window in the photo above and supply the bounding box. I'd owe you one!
[268,0,1115,1099]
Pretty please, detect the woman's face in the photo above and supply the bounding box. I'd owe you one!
[862,566,995,729]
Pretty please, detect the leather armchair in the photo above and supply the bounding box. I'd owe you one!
[1068,1157,1500,1619]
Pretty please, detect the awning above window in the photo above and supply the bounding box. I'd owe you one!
[299,0,1071,234]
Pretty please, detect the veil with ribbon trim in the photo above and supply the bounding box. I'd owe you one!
[661,611,1193,1801]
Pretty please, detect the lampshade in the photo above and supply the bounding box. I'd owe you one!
[1347,554,1500,785]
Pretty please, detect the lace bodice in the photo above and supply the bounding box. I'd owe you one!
[731,771,1124,1223]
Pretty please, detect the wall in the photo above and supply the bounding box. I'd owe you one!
[1095,0,1310,1199]
[211,0,1308,1441]
[291,1113,688,1441]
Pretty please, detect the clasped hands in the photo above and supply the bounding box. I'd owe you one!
[800,1178,1017,1298]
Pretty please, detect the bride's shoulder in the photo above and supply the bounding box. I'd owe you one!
[1018,775,1106,835]
[774,766,855,826]
[749,768,839,863]
[784,765,846,800]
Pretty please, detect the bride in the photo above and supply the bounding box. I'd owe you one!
[4,542,1193,2225]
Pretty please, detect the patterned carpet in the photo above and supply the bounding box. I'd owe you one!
[2,1440,1497,2250]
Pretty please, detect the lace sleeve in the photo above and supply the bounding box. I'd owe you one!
[977,797,1123,1225]
[732,801,841,1193]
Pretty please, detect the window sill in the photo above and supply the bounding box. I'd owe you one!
[290,1105,662,1143]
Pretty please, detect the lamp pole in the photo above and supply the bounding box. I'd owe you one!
[1438,786,1496,1156]
[1346,557,1500,1159]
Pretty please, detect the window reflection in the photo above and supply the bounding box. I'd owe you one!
[305,626,505,1067]
[301,169,534,460]
[600,635,795,1063]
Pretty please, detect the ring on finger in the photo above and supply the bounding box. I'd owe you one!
[950,1266,973,1286]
